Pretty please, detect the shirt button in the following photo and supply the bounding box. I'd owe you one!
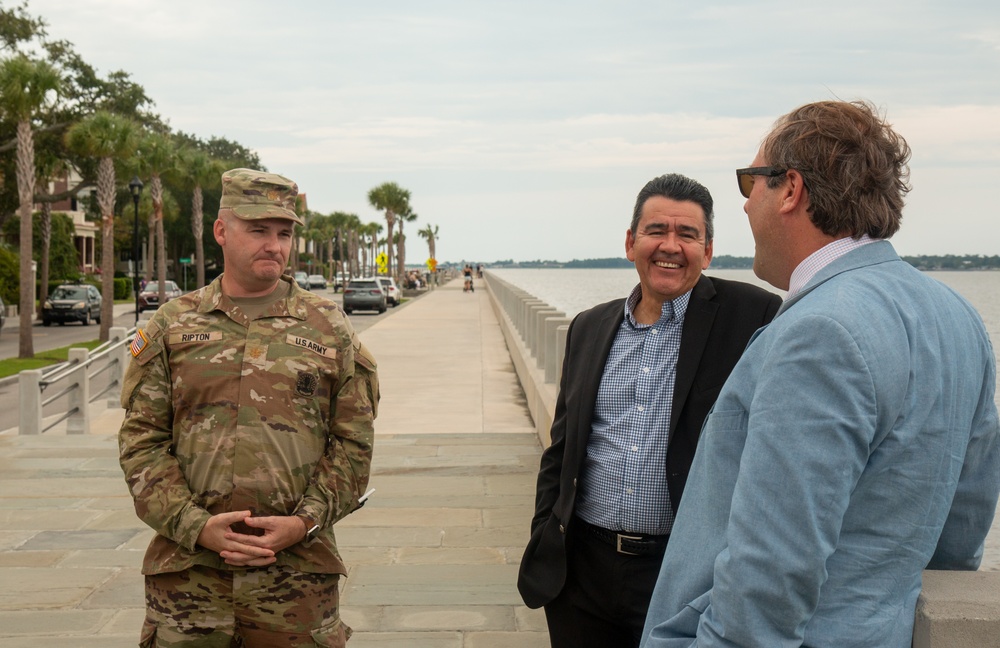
[650,329,659,335]
[626,488,634,495]
[642,367,650,373]
[637,405,645,412]
[631,445,639,452]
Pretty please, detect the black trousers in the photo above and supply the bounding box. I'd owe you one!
[543,522,667,648]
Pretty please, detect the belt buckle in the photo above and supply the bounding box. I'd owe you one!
[616,533,642,555]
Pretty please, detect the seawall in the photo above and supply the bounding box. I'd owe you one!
[482,269,1000,648]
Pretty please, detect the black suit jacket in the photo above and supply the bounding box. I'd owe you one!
[516,275,781,608]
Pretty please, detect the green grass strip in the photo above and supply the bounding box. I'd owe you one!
[0,339,104,379]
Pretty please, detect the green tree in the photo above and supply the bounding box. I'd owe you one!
[65,110,138,340]
[0,2,46,52]
[0,243,18,306]
[2,210,80,281]
[367,182,410,280]
[0,53,59,357]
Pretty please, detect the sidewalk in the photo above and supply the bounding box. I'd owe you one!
[0,279,549,647]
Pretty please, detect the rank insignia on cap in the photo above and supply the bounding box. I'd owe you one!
[130,329,149,357]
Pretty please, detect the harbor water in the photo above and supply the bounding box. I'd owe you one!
[488,266,1000,569]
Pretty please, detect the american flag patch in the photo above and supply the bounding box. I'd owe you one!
[130,329,148,357]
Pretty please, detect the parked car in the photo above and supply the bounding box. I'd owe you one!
[293,271,309,290]
[342,278,387,314]
[332,272,350,292]
[42,283,102,326]
[307,274,328,290]
[375,277,401,306]
[138,280,183,312]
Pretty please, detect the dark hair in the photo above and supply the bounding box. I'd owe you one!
[630,173,714,241]
[763,100,912,239]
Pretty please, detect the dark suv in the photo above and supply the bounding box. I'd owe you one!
[342,278,387,314]
[42,284,102,326]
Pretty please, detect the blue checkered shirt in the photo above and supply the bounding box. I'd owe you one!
[575,284,690,535]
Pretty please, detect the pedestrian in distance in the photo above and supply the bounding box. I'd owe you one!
[517,173,782,648]
[640,100,1000,648]
[463,264,474,292]
[119,168,379,647]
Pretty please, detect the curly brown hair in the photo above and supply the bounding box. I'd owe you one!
[763,100,912,239]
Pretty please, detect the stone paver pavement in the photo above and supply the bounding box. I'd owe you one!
[0,278,549,647]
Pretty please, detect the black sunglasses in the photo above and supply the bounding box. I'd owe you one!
[736,166,787,199]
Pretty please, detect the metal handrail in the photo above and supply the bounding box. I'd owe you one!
[40,326,136,388]
[18,325,134,435]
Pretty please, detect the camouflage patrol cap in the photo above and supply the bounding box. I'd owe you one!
[220,168,303,225]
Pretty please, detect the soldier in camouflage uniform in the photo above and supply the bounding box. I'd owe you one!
[119,168,378,647]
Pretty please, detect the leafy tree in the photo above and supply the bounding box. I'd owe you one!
[174,131,263,171]
[0,2,46,52]
[2,210,80,280]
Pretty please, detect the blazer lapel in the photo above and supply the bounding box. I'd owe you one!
[577,300,627,429]
[670,276,718,435]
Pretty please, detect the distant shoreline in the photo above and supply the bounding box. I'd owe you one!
[484,255,1000,271]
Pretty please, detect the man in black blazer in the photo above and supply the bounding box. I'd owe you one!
[517,174,781,648]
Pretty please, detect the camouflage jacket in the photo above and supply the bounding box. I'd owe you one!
[119,275,378,575]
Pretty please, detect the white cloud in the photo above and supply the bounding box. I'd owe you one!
[17,0,1000,261]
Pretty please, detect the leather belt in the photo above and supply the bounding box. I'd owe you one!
[576,518,668,556]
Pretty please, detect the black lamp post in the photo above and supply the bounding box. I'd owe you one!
[129,176,143,325]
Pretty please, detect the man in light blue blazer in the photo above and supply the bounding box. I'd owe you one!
[640,100,1000,648]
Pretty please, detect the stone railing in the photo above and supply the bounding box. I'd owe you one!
[482,270,1000,647]
[483,271,570,446]
[17,326,133,435]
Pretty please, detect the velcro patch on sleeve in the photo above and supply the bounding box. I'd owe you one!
[130,329,148,357]
[168,331,223,345]
[287,334,337,359]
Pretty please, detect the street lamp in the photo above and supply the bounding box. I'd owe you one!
[128,176,143,325]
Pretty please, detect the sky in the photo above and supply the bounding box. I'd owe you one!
[20,0,1000,264]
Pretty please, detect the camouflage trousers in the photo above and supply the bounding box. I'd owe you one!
[140,564,350,647]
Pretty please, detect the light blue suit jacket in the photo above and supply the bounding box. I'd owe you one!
[641,241,1000,647]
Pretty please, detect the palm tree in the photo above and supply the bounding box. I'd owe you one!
[66,111,137,341]
[0,54,60,358]
[327,211,358,282]
[418,223,440,262]
[358,221,382,277]
[367,182,410,281]
[303,211,331,276]
[134,131,176,304]
[396,207,418,279]
[178,149,223,289]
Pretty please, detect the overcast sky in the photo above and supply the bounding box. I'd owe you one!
[24,0,1000,263]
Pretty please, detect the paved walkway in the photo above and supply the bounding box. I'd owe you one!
[0,278,549,647]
